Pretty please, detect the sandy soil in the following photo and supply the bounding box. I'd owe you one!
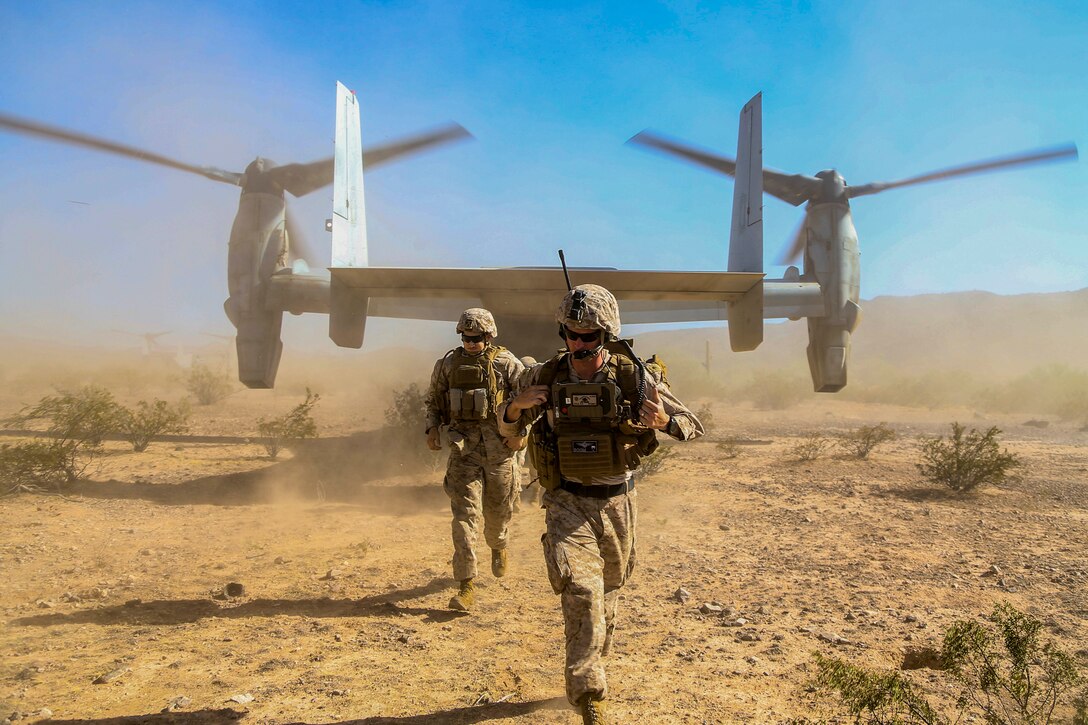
[2,395,1087,724]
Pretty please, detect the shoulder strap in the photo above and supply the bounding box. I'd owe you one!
[536,352,568,387]
[484,345,502,400]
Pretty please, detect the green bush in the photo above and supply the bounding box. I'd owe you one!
[811,602,1086,725]
[694,403,715,434]
[917,423,1020,493]
[638,444,675,478]
[384,382,442,467]
[4,385,125,486]
[942,602,1086,724]
[716,440,740,459]
[385,382,426,432]
[839,422,897,459]
[813,652,943,724]
[120,399,190,452]
[788,433,834,462]
[257,389,320,459]
[1,440,77,492]
[185,363,233,405]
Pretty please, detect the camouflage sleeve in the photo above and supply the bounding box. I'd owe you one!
[424,354,451,433]
[493,350,525,398]
[496,364,546,439]
[653,374,704,441]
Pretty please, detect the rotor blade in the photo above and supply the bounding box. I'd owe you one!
[269,123,474,198]
[847,143,1079,199]
[627,130,821,206]
[0,112,243,186]
[362,122,473,169]
[284,202,322,267]
[774,218,807,266]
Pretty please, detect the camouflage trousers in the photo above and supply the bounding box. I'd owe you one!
[541,486,637,705]
[443,445,519,581]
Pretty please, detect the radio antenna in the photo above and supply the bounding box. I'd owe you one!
[558,249,573,291]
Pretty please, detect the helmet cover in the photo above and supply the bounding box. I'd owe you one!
[456,308,498,337]
[555,284,620,339]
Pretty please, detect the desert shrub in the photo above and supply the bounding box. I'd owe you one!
[1,440,76,492]
[257,389,320,459]
[119,399,190,452]
[788,433,834,462]
[917,423,1020,493]
[185,363,233,405]
[839,422,897,459]
[384,382,427,435]
[638,445,675,478]
[383,382,443,468]
[694,403,715,434]
[942,601,1086,724]
[717,440,740,459]
[4,385,125,486]
[813,652,943,724]
[742,370,807,410]
[811,602,1087,725]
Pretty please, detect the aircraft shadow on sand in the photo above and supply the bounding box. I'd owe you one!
[13,578,463,628]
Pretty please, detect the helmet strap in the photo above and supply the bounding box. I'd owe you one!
[571,346,603,360]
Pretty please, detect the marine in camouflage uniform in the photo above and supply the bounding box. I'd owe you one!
[499,285,702,724]
[425,308,525,611]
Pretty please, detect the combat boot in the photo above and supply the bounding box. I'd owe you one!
[491,548,507,577]
[448,578,475,611]
[578,695,607,725]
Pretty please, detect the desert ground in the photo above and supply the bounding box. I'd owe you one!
[2,352,1087,724]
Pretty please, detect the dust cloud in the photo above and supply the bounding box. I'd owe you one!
[2,286,1087,723]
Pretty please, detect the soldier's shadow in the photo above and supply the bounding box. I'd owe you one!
[320,697,570,723]
[39,698,569,724]
[68,429,446,509]
[13,578,463,627]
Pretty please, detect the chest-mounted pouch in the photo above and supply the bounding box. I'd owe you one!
[448,357,491,421]
[451,363,487,388]
[449,388,489,421]
[553,381,620,422]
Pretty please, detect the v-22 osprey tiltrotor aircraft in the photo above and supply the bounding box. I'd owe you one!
[3,84,1076,390]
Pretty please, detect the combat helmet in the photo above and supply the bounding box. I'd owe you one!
[556,284,620,340]
[456,308,498,338]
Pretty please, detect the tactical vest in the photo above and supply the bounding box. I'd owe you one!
[443,345,506,423]
[529,350,662,489]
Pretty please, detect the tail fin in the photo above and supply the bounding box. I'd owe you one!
[726,93,764,352]
[329,81,370,348]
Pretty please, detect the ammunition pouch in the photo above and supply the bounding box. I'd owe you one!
[616,426,659,469]
[529,421,562,491]
[445,345,505,422]
[448,386,489,421]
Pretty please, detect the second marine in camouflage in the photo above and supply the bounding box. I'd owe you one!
[425,308,525,611]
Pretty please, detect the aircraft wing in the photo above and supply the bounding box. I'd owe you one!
[332,266,763,322]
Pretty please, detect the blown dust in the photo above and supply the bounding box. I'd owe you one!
[1,338,1087,724]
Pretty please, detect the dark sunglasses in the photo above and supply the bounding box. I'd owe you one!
[559,327,602,343]
[461,333,486,343]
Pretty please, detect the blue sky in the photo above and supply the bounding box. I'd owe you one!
[0,0,1084,349]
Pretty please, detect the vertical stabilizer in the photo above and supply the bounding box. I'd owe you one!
[329,81,370,348]
[727,92,764,351]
